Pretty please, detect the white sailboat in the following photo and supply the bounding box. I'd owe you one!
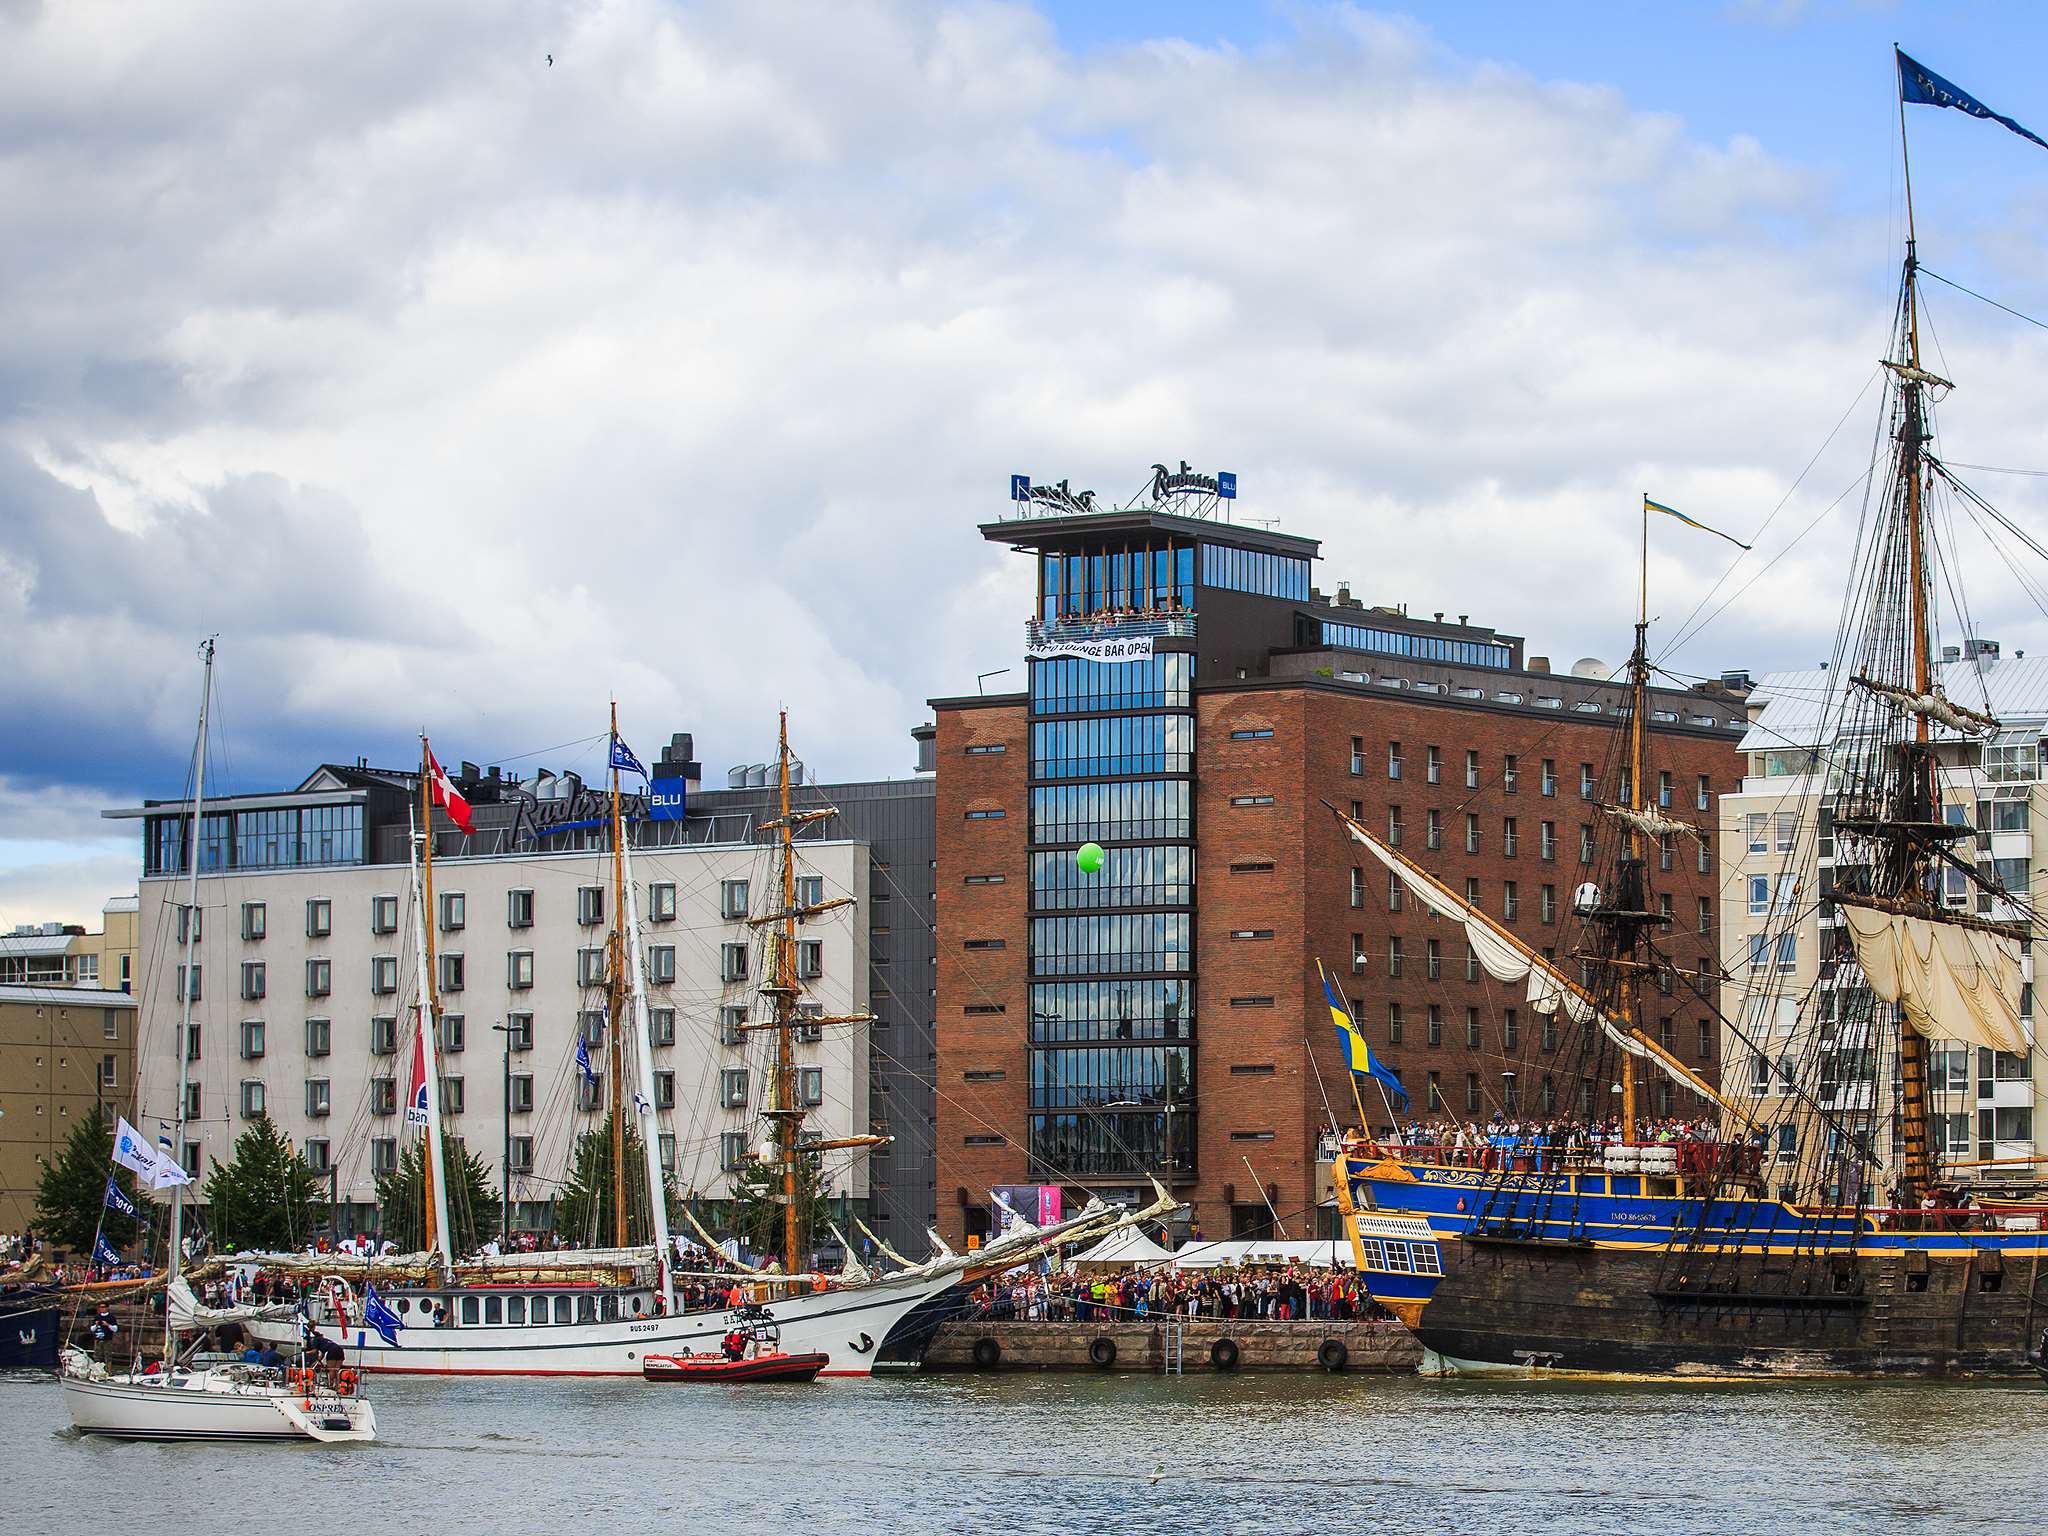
[64,640,377,1442]
[245,709,1166,1376]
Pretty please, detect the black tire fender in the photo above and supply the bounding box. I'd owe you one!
[1210,1337,1240,1372]
[971,1335,1001,1370]
[1088,1335,1117,1369]
[1317,1337,1348,1373]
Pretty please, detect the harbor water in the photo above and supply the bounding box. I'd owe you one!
[5,1369,2039,1535]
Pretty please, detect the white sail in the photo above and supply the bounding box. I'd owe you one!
[1841,904,2029,1054]
[166,1278,300,1332]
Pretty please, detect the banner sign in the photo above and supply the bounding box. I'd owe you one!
[1025,635,1155,664]
[992,1184,1063,1232]
[649,779,688,822]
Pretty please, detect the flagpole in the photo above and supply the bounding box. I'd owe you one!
[1896,45,1918,249]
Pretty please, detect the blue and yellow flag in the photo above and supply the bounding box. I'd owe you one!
[1320,964,1407,1108]
[1645,496,1750,551]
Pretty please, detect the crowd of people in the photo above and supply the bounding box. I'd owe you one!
[968,1265,1395,1325]
[1373,1113,1725,1165]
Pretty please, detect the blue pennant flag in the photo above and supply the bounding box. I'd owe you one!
[103,1176,137,1219]
[610,735,648,781]
[1899,49,2048,152]
[362,1285,404,1347]
[92,1232,121,1267]
[575,1035,597,1084]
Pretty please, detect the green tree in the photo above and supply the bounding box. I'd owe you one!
[201,1115,329,1253]
[34,1104,140,1256]
[375,1138,502,1256]
[722,1148,831,1264]
[553,1113,680,1247]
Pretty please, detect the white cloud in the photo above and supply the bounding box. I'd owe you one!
[3,0,2047,918]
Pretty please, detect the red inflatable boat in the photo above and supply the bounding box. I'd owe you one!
[641,1350,828,1383]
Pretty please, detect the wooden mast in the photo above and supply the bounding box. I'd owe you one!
[775,709,801,1275]
[418,738,441,1261]
[1618,501,1650,1145]
[607,701,627,1250]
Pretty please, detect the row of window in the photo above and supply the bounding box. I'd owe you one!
[1030,914,1192,977]
[1368,809,1710,872]
[145,805,365,876]
[174,936,768,1001]
[223,1061,823,1125]
[1320,623,1514,670]
[1038,546,1197,622]
[1363,743,1713,811]
[1199,542,1311,601]
[1030,714,1193,779]
[1028,1044,1191,1109]
[1029,780,1191,844]
[1028,653,1193,716]
[1026,980,1191,1042]
[1027,846,1192,911]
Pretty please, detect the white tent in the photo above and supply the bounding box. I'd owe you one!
[1065,1227,1177,1268]
[1170,1238,1356,1271]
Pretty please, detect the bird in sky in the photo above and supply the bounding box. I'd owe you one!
[546,53,553,66]
[1148,1465,1165,1486]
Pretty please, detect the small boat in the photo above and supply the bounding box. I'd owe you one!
[62,1350,377,1441]
[641,1350,828,1384]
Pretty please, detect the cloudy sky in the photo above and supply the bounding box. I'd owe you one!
[7,0,2048,928]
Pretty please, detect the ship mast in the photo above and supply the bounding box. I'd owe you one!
[414,738,453,1274]
[1619,506,1653,1144]
[606,702,628,1251]
[164,637,213,1361]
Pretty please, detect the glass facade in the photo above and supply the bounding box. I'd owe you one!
[1029,979,1190,1041]
[1319,620,1513,669]
[1029,847,1191,910]
[145,804,365,876]
[1030,780,1191,843]
[1031,715,1192,778]
[1199,542,1310,600]
[1030,914,1191,975]
[1040,545,1195,620]
[1029,653,1191,716]
[1031,1044,1189,1108]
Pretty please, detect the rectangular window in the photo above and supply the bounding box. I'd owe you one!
[1541,884,1557,923]
[1426,938,1441,980]
[1352,934,1366,975]
[440,891,465,932]
[306,898,331,938]
[1350,866,1367,909]
[1387,1003,1404,1044]
[1350,736,1365,775]
[1579,825,1594,864]
[305,957,331,998]
[371,894,398,935]
[1465,1072,1481,1112]
[1699,1022,1715,1060]
[507,1013,534,1052]
[1388,870,1404,913]
[510,1074,535,1114]
[721,1068,750,1108]
[965,742,1008,755]
[1465,813,1480,854]
[797,1066,824,1107]
[1658,832,1674,871]
[1503,754,1519,795]
[1775,811,1796,853]
[305,1078,331,1118]
[1387,936,1404,978]
[650,882,677,923]
[1658,771,1673,809]
[1749,875,1771,915]
[647,1005,676,1046]
[508,888,535,928]
[579,1010,606,1048]
[244,1079,269,1119]
[1697,774,1712,812]
[1230,793,1276,807]
[440,1014,465,1054]
[1580,764,1595,800]
[184,1082,201,1119]
[577,947,607,987]
[720,1132,748,1171]
[965,808,1006,821]
[370,955,397,994]
[1697,898,1713,938]
[1466,1009,1481,1048]
[578,885,605,926]
[1503,1010,1519,1051]
[241,901,266,941]
[1503,817,1518,857]
[1426,808,1442,850]
[304,1139,330,1172]
[372,1138,397,1175]
[240,1018,265,1059]
[649,945,677,985]
[508,949,534,989]
[439,952,465,993]
[720,879,750,921]
[371,1014,398,1055]
[305,1017,331,1057]
[1427,745,1442,784]
[721,944,749,983]
[1542,759,1557,797]
[1427,1006,1443,1047]
[654,1070,676,1110]
[719,1005,748,1045]
[1388,741,1403,780]
[1464,876,1481,906]
[240,961,266,1000]
[1387,805,1403,848]
[441,1076,464,1114]
[1466,750,1480,789]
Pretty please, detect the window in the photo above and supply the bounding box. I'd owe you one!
[241,902,266,941]
[721,1068,750,1108]
[579,1010,606,1047]
[797,1066,824,1107]
[1579,763,1595,800]
[796,940,823,979]
[1696,774,1711,812]
[239,1078,266,1120]
[1230,726,1274,740]
[1465,1008,1481,1048]
[305,957,331,998]
[649,945,677,985]
[1426,1006,1443,1047]
[1465,813,1480,854]
[1466,945,1480,982]
[439,952,465,993]
[1231,793,1276,807]
[965,742,1007,755]
[440,1014,465,1054]
[507,1013,533,1051]
[1350,866,1367,909]
[508,949,534,989]
[720,879,750,921]
[1426,808,1442,850]
[510,1074,535,1114]
[1465,1072,1481,1112]
[1749,933,1797,973]
[1465,750,1480,789]
[1350,736,1366,775]
[1541,884,1557,923]
[371,895,398,934]
[1387,805,1403,847]
[578,886,604,926]
[183,1082,202,1119]
[1542,759,1557,797]
[1749,876,1771,915]
[1503,817,1518,857]
[721,944,748,983]
[1387,1003,1404,1044]
[370,955,397,994]
[507,889,535,929]
[1388,870,1404,913]
[1656,770,1672,809]
[441,1076,464,1114]
[577,947,607,987]
[645,1068,674,1110]
[306,898,331,938]
[305,1017,331,1057]
[1425,938,1441,980]
[240,961,266,1000]
[371,1014,399,1055]
[240,1019,265,1059]
[650,1006,676,1046]
[720,1132,748,1171]
[1388,936,1404,978]
[1352,934,1366,975]
[304,1138,330,1172]
[1427,1072,1443,1111]
[650,882,676,923]
[1503,1010,1519,1051]
[1231,928,1275,940]
[578,1076,603,1112]
[1427,745,1442,784]
[1698,1022,1715,1060]
[441,891,465,932]
[305,1079,331,1118]
[1388,741,1404,780]
[1464,876,1481,906]
[965,808,1006,820]
[719,1006,748,1045]
[1579,825,1594,864]
[372,1138,397,1175]
[1503,754,1519,794]
[1775,811,1796,853]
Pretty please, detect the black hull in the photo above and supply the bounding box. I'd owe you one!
[1414,1240,2046,1378]
[0,1306,61,1371]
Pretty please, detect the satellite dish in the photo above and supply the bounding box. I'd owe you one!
[1570,657,1609,680]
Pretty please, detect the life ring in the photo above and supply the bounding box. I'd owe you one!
[1317,1338,1349,1373]
[1210,1337,1240,1372]
[971,1335,1002,1370]
[1088,1336,1117,1369]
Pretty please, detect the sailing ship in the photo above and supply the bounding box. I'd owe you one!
[63,641,378,1441]
[1331,51,2048,1377]
[246,709,1165,1375]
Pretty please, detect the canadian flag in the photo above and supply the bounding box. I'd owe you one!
[425,746,475,835]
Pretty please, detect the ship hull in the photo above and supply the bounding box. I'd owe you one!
[1411,1237,2045,1378]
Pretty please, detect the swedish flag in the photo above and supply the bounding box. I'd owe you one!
[1645,496,1750,551]
[1320,965,1408,1108]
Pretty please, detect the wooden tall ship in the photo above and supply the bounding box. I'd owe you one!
[1332,53,2048,1376]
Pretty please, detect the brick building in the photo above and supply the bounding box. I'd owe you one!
[932,483,1748,1246]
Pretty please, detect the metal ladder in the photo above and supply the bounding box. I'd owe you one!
[1159,1310,1185,1375]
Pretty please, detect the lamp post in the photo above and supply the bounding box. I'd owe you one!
[489,1020,513,1245]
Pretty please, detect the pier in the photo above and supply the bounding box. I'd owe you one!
[925,1317,1420,1374]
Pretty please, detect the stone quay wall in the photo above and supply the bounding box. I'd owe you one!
[925,1317,1420,1374]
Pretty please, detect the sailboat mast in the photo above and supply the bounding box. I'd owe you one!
[607,702,627,1251]
[776,709,802,1276]
[618,824,673,1297]
[411,750,453,1271]
[1618,502,1653,1142]
[164,637,213,1359]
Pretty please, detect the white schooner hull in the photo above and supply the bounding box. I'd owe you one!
[62,1371,377,1441]
[249,1269,962,1378]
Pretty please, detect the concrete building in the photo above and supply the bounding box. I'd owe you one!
[106,740,936,1246]
[1,896,137,993]
[0,984,138,1233]
[931,478,1749,1246]
[1722,656,2048,1194]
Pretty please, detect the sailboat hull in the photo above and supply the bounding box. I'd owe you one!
[250,1271,962,1377]
[1410,1235,2047,1378]
[62,1370,377,1441]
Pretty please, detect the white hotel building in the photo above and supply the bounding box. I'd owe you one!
[1721,651,2048,1193]
[112,756,876,1240]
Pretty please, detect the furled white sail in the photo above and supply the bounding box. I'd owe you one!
[1841,904,2029,1054]
[1602,803,1700,843]
[166,1278,300,1333]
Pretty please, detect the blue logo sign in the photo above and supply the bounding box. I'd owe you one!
[1217,471,1237,499]
[650,780,688,822]
[1009,473,1030,502]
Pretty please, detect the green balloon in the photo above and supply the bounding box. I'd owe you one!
[1075,842,1105,874]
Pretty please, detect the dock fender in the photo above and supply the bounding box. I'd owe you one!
[972,1335,1002,1370]
[1210,1337,1240,1372]
[1317,1338,1348,1373]
[1088,1336,1117,1369]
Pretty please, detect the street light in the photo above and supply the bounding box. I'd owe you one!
[489,1020,514,1245]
